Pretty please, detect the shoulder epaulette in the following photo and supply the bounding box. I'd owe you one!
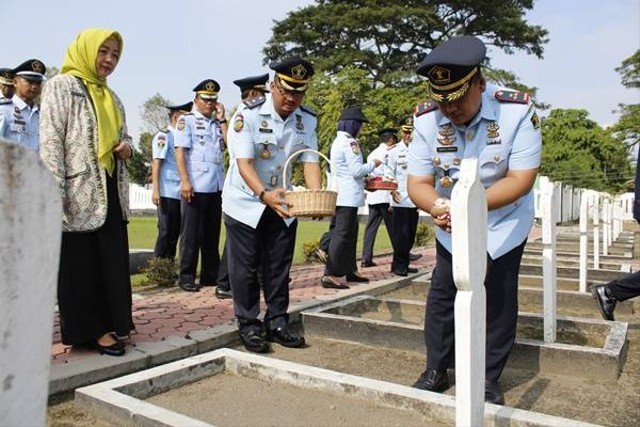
[494,90,530,104]
[414,100,437,117]
[244,96,267,109]
[246,96,266,109]
[300,105,316,116]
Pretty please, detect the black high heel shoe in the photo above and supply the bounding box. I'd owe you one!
[92,339,125,356]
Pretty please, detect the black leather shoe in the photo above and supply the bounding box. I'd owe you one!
[412,369,449,392]
[215,286,232,300]
[392,267,408,277]
[267,326,306,348]
[179,282,200,292]
[321,276,349,289]
[407,267,419,273]
[239,329,270,353]
[410,253,422,261]
[92,340,125,357]
[485,380,505,405]
[592,285,616,320]
[361,260,377,268]
[346,273,370,283]
[314,248,328,263]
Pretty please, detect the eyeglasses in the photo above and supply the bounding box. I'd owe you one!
[274,81,305,101]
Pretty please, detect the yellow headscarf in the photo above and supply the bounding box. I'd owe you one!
[61,28,124,176]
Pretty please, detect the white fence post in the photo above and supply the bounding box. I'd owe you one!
[541,179,557,343]
[0,143,61,427]
[602,198,610,256]
[452,158,487,427]
[592,194,600,269]
[579,193,589,293]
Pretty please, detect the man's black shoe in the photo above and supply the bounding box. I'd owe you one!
[179,282,200,292]
[215,286,232,300]
[592,284,616,320]
[485,380,505,405]
[407,267,418,273]
[267,326,306,348]
[412,369,449,392]
[409,253,422,261]
[392,267,408,277]
[361,260,377,268]
[239,330,270,353]
[346,273,370,283]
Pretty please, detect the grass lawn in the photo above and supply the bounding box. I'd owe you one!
[128,216,392,265]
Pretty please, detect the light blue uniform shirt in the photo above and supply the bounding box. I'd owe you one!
[152,125,181,200]
[0,95,40,152]
[222,94,319,229]
[388,141,415,208]
[365,143,392,205]
[173,109,225,193]
[330,131,376,207]
[408,84,542,258]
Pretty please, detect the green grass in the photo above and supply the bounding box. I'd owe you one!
[127,216,392,265]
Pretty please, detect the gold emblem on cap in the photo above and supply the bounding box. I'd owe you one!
[428,66,451,84]
[205,81,216,92]
[291,64,307,80]
[32,61,44,73]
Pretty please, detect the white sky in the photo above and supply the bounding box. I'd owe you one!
[3,0,639,142]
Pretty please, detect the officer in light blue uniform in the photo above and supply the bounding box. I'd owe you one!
[407,36,542,405]
[320,107,381,290]
[151,101,193,261]
[222,57,322,353]
[174,79,228,292]
[0,68,15,101]
[216,73,269,300]
[386,127,420,277]
[0,59,46,152]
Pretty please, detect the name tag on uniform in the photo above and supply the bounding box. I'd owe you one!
[486,139,502,145]
[259,128,273,133]
[436,146,458,153]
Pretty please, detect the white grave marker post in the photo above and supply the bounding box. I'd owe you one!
[579,193,589,293]
[451,158,487,427]
[0,143,61,427]
[612,199,621,241]
[541,178,557,343]
[607,199,614,246]
[602,198,610,256]
[592,194,600,269]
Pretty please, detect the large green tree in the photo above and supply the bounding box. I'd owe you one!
[264,0,548,87]
[541,109,631,192]
[140,93,172,133]
[127,132,153,186]
[612,50,640,152]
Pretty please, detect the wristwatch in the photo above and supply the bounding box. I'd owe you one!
[259,189,269,203]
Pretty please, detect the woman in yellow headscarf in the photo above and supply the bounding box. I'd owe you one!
[40,28,134,356]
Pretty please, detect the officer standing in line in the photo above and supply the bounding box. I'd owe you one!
[360,128,397,268]
[216,73,269,300]
[401,118,424,262]
[387,125,420,277]
[407,36,542,405]
[0,68,15,100]
[151,101,193,261]
[174,80,227,292]
[0,59,46,152]
[222,57,322,353]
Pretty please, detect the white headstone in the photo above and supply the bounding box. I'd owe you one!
[602,198,610,256]
[579,193,589,293]
[592,194,600,269]
[541,179,557,343]
[0,142,61,427]
[451,158,486,427]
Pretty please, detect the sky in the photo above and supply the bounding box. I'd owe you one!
[2,0,639,143]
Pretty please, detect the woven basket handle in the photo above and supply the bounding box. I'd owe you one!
[282,148,336,191]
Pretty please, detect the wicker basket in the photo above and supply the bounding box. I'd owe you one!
[282,149,337,218]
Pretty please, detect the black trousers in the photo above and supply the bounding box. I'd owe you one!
[324,206,358,277]
[153,197,181,259]
[608,270,640,301]
[425,239,527,382]
[224,208,297,332]
[217,239,230,290]
[390,207,419,270]
[179,192,221,285]
[361,203,393,263]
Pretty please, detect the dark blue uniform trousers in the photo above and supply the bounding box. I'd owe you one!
[323,206,358,277]
[179,192,221,285]
[153,197,181,260]
[425,239,527,382]
[224,208,297,332]
[608,270,640,301]
[361,203,393,264]
[390,206,419,271]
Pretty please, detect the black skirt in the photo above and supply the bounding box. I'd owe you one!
[57,171,134,345]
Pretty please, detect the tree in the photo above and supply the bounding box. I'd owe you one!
[541,109,631,192]
[127,132,153,185]
[263,0,549,87]
[140,93,172,133]
[612,50,640,153]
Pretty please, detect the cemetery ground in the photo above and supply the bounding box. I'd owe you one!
[46,223,639,427]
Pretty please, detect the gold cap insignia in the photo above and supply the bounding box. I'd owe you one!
[291,64,307,81]
[205,81,216,92]
[428,66,450,85]
[32,61,44,73]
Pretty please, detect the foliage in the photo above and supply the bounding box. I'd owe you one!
[414,222,435,247]
[301,239,321,264]
[140,93,172,133]
[263,0,548,87]
[141,257,177,288]
[127,132,153,185]
[615,49,640,89]
[541,109,632,192]
[612,50,640,153]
